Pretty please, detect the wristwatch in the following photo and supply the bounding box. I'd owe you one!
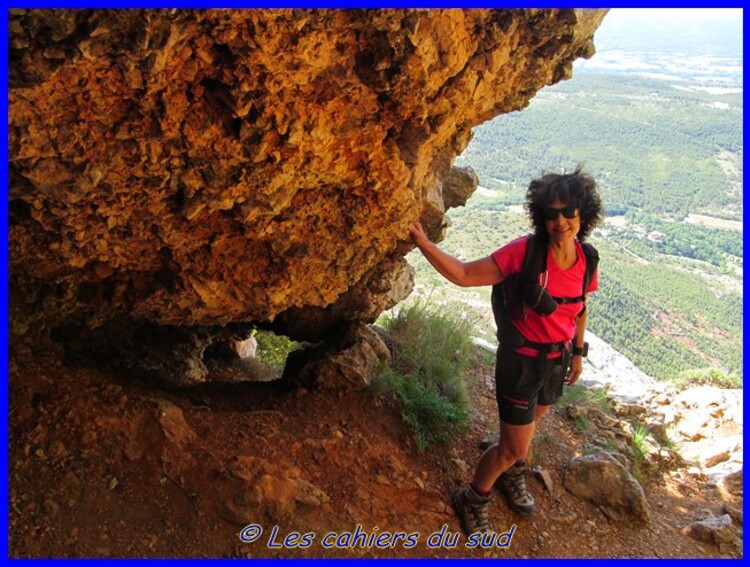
[572,342,589,357]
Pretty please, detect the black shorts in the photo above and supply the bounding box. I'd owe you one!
[495,347,568,426]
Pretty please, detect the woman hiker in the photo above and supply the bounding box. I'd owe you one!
[409,166,604,535]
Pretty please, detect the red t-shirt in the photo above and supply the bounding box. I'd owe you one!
[491,235,598,357]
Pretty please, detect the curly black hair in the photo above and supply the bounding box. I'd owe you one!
[525,165,604,242]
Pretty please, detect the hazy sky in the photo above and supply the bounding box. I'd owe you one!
[586,6,743,60]
[609,7,743,21]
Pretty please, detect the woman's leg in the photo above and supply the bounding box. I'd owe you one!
[470,419,536,494]
[535,404,552,421]
[513,403,551,464]
[452,349,547,533]
[452,419,536,535]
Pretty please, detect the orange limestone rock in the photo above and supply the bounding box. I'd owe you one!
[9,9,607,383]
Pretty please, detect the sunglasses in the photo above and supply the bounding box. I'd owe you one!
[543,205,578,220]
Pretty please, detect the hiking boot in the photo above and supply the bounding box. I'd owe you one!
[497,465,536,515]
[452,486,493,535]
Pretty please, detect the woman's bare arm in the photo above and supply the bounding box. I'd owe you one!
[409,221,504,287]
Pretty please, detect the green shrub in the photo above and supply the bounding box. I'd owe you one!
[375,300,476,450]
[380,300,475,409]
[377,368,469,452]
[254,329,298,373]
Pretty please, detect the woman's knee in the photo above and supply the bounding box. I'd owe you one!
[497,442,527,463]
[498,422,535,462]
[481,443,516,470]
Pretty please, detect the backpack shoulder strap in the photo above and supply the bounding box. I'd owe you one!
[580,242,599,296]
[520,234,547,289]
[575,242,599,317]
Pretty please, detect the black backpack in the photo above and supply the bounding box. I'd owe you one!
[491,235,599,350]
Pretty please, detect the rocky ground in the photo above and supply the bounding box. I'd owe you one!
[8,341,743,558]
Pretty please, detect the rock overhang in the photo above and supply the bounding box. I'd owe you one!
[9,8,608,383]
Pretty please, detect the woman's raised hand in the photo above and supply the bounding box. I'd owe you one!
[409,221,430,247]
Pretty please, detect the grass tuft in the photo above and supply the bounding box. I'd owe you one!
[559,384,614,414]
[628,424,652,480]
[671,367,741,390]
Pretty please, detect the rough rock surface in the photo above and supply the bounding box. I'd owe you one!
[10,9,607,348]
[283,323,391,390]
[563,451,651,523]
[682,514,742,552]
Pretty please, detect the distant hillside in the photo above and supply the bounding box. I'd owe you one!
[456,73,742,220]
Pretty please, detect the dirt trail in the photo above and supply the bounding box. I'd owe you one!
[8,343,740,558]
